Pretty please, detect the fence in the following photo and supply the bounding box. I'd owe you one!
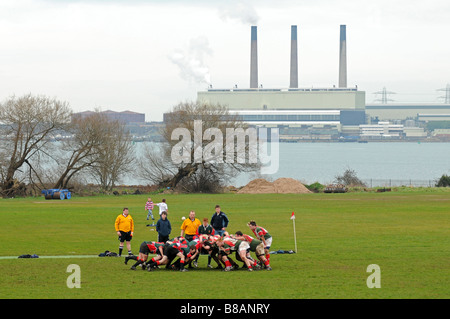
[361,179,437,188]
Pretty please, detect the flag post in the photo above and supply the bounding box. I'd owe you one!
[290,211,297,253]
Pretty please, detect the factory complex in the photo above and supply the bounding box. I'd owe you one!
[72,25,450,142]
[196,25,450,142]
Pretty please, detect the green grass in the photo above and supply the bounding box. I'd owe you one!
[0,190,449,299]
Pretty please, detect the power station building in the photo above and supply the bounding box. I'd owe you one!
[195,24,450,140]
[197,24,367,140]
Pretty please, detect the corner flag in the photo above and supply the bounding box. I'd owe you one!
[290,211,297,253]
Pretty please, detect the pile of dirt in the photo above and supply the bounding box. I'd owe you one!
[237,178,312,194]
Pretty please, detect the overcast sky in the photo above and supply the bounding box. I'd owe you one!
[1,0,450,121]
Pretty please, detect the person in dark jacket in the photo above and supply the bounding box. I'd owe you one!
[156,211,171,243]
[210,205,229,237]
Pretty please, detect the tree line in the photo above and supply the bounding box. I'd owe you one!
[0,94,258,198]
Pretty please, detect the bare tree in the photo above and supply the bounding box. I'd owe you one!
[334,167,366,187]
[88,118,135,191]
[137,143,176,186]
[53,110,134,191]
[0,94,71,197]
[52,111,109,189]
[139,101,259,192]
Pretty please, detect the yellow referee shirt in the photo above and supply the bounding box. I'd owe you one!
[115,214,134,233]
[180,218,201,236]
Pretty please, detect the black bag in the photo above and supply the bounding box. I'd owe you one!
[98,250,118,257]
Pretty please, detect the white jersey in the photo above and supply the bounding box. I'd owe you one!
[156,202,168,215]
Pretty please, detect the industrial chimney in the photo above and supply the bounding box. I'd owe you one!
[339,24,347,88]
[290,25,298,88]
[250,26,258,89]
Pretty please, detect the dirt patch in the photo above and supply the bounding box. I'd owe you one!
[238,178,312,194]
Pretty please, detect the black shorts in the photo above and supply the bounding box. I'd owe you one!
[164,246,180,261]
[139,242,150,255]
[118,231,132,242]
[185,234,195,242]
[210,246,219,256]
[158,234,169,243]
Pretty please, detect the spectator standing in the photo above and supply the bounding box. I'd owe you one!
[156,211,172,243]
[145,197,155,222]
[155,199,168,217]
[196,218,215,237]
[210,205,229,237]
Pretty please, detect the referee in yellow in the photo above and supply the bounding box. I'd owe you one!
[180,210,201,241]
[115,207,134,257]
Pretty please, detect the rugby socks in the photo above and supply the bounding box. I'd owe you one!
[132,257,144,268]
[143,257,156,267]
[119,247,123,257]
[124,255,137,265]
[146,260,160,268]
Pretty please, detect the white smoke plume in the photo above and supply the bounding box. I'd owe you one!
[218,0,259,25]
[168,36,212,85]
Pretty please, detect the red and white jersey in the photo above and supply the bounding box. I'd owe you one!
[241,234,256,243]
[190,238,203,250]
[171,241,189,254]
[145,201,154,210]
[172,236,188,245]
[223,237,238,250]
[208,235,221,244]
[146,241,157,254]
[197,234,209,242]
[251,226,269,240]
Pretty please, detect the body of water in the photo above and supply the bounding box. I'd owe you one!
[129,142,450,187]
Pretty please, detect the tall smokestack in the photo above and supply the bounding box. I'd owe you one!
[250,25,258,89]
[290,25,298,88]
[339,24,347,88]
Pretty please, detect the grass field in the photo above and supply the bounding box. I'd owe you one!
[0,189,449,299]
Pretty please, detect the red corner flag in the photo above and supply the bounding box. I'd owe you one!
[290,211,297,253]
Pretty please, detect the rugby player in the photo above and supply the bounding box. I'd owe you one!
[125,241,165,270]
[234,231,272,270]
[247,220,273,265]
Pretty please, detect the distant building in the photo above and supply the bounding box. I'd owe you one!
[72,110,145,124]
[360,122,403,139]
[366,103,450,122]
[359,121,426,140]
[198,87,365,111]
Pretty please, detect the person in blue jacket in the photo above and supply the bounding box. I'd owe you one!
[210,205,229,237]
[156,211,171,243]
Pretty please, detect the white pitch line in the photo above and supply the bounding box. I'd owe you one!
[0,255,101,260]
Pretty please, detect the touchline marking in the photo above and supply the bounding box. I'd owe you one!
[0,255,100,260]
